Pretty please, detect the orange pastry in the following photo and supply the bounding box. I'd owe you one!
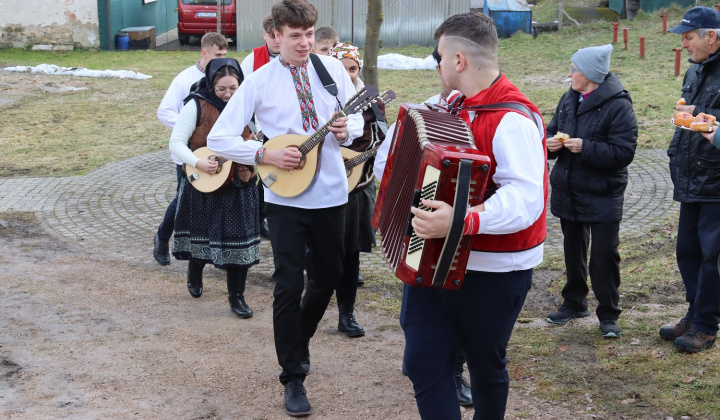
[674,112,694,127]
[690,121,711,131]
[696,112,717,125]
[553,132,570,143]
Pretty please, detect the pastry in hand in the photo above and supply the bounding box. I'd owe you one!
[553,132,570,143]
[677,97,686,106]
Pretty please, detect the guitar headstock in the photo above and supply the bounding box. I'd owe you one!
[356,89,397,113]
[379,89,397,106]
[343,84,379,115]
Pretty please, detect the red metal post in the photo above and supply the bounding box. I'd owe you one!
[612,22,619,43]
[674,48,682,77]
[640,37,645,58]
[662,15,667,34]
[623,28,629,50]
[716,4,720,12]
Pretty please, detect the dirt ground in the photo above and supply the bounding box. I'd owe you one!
[0,210,580,419]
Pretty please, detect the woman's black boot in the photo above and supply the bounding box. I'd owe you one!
[186,260,205,298]
[227,266,252,318]
[338,303,365,337]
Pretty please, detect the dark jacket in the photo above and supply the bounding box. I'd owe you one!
[669,49,720,202]
[546,73,638,222]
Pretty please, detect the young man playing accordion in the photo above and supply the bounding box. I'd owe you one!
[404,12,547,420]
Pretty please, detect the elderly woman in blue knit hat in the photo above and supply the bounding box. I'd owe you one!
[545,44,638,338]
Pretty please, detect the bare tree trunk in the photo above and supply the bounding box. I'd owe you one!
[217,0,222,34]
[363,0,383,90]
[558,0,563,28]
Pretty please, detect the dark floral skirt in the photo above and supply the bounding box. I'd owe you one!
[172,176,260,268]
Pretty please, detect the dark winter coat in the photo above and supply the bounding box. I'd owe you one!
[669,49,720,203]
[546,73,638,222]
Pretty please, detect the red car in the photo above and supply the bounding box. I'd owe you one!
[177,0,236,45]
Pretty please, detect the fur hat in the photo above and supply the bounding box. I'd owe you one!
[571,44,612,84]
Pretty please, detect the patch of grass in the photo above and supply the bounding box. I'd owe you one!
[357,271,404,317]
[0,78,167,176]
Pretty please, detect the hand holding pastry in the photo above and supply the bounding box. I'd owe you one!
[563,137,583,153]
[548,132,569,152]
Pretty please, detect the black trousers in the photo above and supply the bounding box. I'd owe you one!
[676,202,720,335]
[401,269,532,420]
[257,182,265,220]
[265,203,345,385]
[157,165,183,241]
[560,219,621,321]
[305,250,359,310]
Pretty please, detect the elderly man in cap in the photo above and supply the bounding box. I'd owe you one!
[659,6,720,353]
[545,44,638,338]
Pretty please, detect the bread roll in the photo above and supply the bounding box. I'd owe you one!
[690,121,711,132]
[674,112,694,127]
[696,112,717,125]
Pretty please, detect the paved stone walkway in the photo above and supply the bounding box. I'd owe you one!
[0,149,678,276]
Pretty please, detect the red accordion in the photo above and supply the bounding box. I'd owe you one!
[372,104,491,290]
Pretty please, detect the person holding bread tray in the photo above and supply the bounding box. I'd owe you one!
[659,6,720,353]
[545,44,638,338]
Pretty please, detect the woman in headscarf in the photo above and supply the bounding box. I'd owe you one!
[170,57,260,319]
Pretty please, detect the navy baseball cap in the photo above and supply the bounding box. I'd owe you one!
[669,6,720,34]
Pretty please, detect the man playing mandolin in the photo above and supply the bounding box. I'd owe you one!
[206,0,364,416]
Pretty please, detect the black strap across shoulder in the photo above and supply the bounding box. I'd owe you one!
[370,102,388,134]
[309,54,338,97]
[458,101,541,133]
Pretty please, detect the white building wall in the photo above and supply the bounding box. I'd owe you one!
[0,0,100,48]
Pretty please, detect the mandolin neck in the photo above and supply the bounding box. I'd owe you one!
[345,145,380,169]
[297,111,347,155]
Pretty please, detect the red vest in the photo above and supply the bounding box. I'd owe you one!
[460,74,548,253]
[252,45,270,71]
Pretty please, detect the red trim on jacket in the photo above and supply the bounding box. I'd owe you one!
[252,45,270,72]
[460,74,548,253]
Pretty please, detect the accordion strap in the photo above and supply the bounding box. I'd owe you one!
[432,158,474,288]
[453,101,542,133]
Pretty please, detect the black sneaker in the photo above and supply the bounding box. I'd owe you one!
[284,381,312,416]
[599,320,622,338]
[546,306,590,324]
